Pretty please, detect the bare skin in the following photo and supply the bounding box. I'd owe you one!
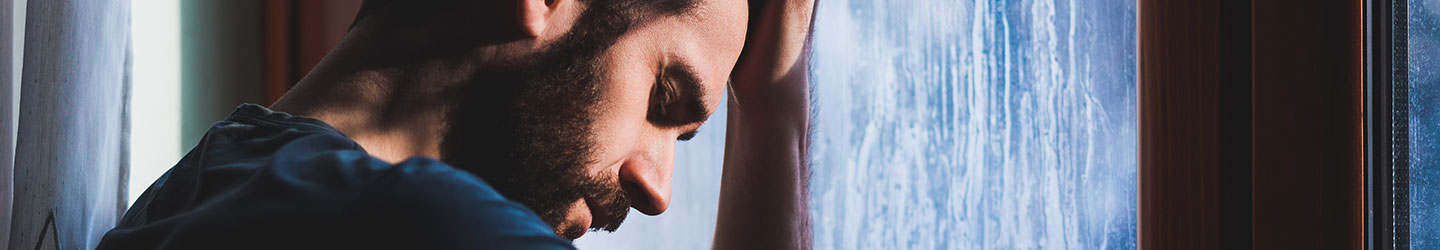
[715,0,816,249]
[270,0,814,248]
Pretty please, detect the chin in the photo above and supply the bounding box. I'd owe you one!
[555,200,594,239]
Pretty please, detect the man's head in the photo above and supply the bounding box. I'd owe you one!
[346,0,747,239]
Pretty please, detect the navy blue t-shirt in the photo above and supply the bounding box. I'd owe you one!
[97,104,575,249]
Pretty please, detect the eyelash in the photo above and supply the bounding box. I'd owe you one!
[678,131,698,141]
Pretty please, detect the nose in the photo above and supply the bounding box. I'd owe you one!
[617,141,674,215]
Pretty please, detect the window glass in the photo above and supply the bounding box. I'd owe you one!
[1410,0,1439,247]
[806,0,1137,249]
[576,0,1138,248]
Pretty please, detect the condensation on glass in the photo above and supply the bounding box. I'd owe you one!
[576,0,1139,249]
[807,0,1137,249]
[1409,0,1438,248]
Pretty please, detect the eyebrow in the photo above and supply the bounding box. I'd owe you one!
[661,61,712,125]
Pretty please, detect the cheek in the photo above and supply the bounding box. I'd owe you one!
[588,116,644,177]
[585,50,659,177]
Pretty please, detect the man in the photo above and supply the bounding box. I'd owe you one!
[97,0,812,249]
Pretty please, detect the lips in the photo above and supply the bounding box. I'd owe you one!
[556,169,634,239]
[585,198,617,230]
[559,198,618,239]
[560,198,618,239]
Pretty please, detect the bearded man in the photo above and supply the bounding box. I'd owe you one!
[96,0,813,249]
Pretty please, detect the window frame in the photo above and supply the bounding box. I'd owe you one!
[1365,0,1411,249]
[1140,0,1368,248]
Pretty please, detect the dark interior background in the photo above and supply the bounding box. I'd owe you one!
[179,0,360,149]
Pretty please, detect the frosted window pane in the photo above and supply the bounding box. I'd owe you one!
[809,0,1137,249]
[577,1,1137,249]
[1410,0,1439,247]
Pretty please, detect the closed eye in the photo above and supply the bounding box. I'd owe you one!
[647,60,711,127]
[678,131,698,141]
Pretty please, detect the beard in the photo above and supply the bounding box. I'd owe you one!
[437,1,639,240]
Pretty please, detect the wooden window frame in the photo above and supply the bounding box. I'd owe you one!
[1139,0,1367,249]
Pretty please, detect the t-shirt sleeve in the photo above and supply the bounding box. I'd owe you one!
[343,157,577,250]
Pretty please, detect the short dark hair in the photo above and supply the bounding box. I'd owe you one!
[352,0,700,30]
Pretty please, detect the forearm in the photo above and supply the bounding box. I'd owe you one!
[713,80,811,250]
[712,0,815,248]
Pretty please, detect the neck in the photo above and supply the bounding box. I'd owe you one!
[270,43,509,164]
[268,15,539,163]
[270,66,448,164]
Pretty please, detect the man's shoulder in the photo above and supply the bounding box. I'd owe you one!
[325,156,577,249]
[342,156,535,223]
[223,149,571,243]
[106,151,575,250]
[102,104,574,249]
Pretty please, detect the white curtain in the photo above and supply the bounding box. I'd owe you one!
[0,0,21,248]
[3,0,132,249]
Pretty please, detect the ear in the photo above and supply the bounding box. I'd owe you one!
[518,0,559,37]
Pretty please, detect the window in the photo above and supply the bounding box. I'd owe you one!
[1374,0,1437,248]
[578,0,1139,249]
[1408,0,1438,247]
[129,0,182,205]
[805,0,1137,249]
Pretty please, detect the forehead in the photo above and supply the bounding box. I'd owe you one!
[663,0,749,53]
[629,0,749,104]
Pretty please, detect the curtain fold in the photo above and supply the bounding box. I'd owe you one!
[7,0,131,249]
[0,0,20,248]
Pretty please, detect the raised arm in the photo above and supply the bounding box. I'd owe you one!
[712,0,816,249]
